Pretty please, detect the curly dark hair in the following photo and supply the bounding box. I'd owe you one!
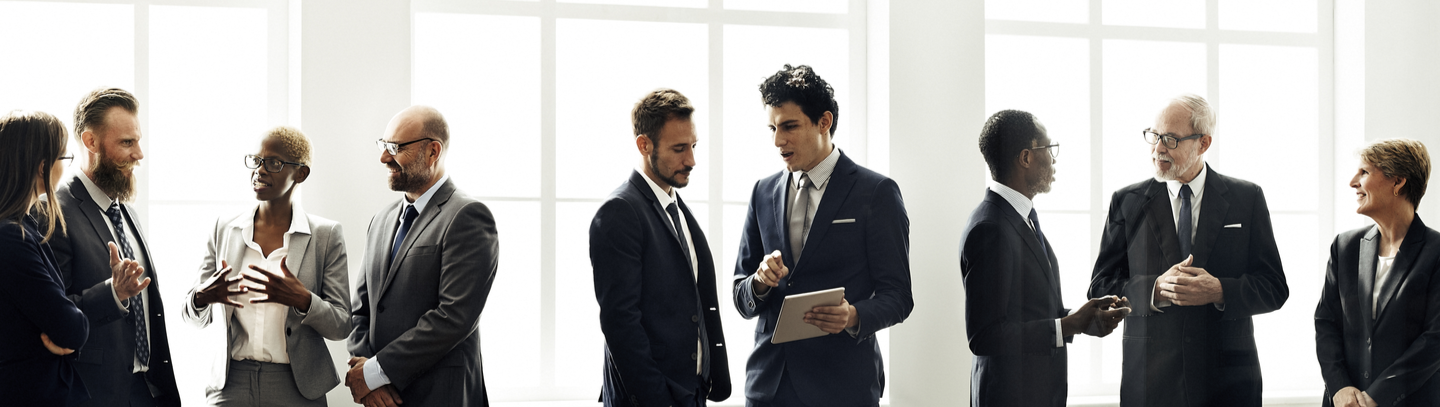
[979,109,1043,182]
[759,64,839,136]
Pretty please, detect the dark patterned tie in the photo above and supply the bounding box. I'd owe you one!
[390,205,419,265]
[1178,185,1194,258]
[106,202,148,366]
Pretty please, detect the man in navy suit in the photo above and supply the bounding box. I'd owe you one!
[591,89,730,407]
[732,64,913,407]
[961,110,1127,407]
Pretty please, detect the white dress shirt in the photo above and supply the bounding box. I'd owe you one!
[228,205,310,363]
[78,172,152,373]
[1375,254,1396,318]
[637,168,702,374]
[988,181,1068,348]
[365,174,450,390]
[1152,163,1224,312]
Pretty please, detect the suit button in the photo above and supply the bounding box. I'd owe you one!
[692,315,699,323]
[1363,371,1369,379]
[748,301,756,308]
[378,305,386,313]
[286,327,292,336]
[787,282,793,287]
[691,353,698,360]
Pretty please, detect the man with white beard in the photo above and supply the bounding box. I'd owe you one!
[1088,94,1289,407]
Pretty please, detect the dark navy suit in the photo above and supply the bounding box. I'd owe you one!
[591,170,731,407]
[732,151,913,407]
[0,215,90,406]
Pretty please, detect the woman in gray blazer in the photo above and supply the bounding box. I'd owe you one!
[180,126,351,407]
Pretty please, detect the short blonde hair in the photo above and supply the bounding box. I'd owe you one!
[264,126,312,165]
[1360,138,1431,207]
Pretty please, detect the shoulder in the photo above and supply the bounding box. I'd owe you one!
[1113,178,1155,199]
[1208,169,1263,196]
[304,213,344,235]
[0,219,38,260]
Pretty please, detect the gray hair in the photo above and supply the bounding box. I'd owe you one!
[1167,93,1216,136]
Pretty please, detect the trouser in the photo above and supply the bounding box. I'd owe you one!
[207,359,324,407]
[129,372,158,407]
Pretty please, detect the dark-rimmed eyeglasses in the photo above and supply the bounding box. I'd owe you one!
[376,138,438,156]
[244,154,306,172]
[1030,143,1059,159]
[1143,128,1204,149]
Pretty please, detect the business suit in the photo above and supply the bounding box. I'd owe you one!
[180,208,351,402]
[49,174,181,407]
[591,170,731,407]
[0,215,91,406]
[960,190,1069,407]
[1088,165,1288,406]
[732,151,913,406]
[348,178,497,406]
[1316,217,1440,407]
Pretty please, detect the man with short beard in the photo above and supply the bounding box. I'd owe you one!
[1088,94,1289,407]
[590,89,731,407]
[345,105,498,407]
[48,87,181,406]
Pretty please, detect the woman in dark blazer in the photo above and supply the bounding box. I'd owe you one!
[1317,138,1440,407]
[0,110,136,406]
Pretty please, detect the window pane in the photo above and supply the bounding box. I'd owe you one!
[414,13,541,198]
[1256,214,1322,393]
[148,5,268,203]
[1219,0,1317,33]
[556,19,709,200]
[985,0,1087,24]
[479,201,542,389]
[555,201,604,389]
[561,0,705,7]
[986,35,1090,211]
[1102,0,1205,29]
[722,25,848,202]
[1215,44,1318,211]
[0,2,133,128]
[725,0,846,14]
[1101,40,1206,205]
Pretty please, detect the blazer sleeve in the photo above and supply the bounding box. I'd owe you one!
[732,181,771,319]
[1366,253,1440,405]
[1315,235,1353,401]
[297,222,352,340]
[962,221,1058,355]
[181,217,226,328]
[590,198,672,407]
[48,217,127,328]
[0,225,89,350]
[1215,186,1288,320]
[372,201,498,390]
[348,214,379,357]
[1089,190,1160,316]
[852,178,914,341]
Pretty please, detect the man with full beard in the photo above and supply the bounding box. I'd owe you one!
[1088,94,1288,406]
[345,106,498,407]
[590,89,730,407]
[48,87,182,406]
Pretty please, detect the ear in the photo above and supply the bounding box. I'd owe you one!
[1394,177,1408,196]
[82,129,100,154]
[635,135,652,156]
[293,165,311,184]
[818,111,834,137]
[1197,134,1213,155]
[1017,148,1033,169]
[427,141,443,165]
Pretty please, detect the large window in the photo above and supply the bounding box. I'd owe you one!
[984,0,1343,403]
[411,0,885,403]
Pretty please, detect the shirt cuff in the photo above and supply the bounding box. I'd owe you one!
[845,321,860,338]
[1054,318,1065,347]
[106,279,128,311]
[363,357,391,391]
[753,275,771,300]
[1151,279,1170,313]
[291,292,318,318]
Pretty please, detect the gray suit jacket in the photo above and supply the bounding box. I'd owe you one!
[179,208,352,400]
[348,179,497,406]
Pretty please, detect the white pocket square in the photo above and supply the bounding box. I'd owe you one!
[833,219,856,224]
[1224,223,1242,228]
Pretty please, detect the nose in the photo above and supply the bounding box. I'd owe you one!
[380,150,393,164]
[1349,174,1361,189]
[133,143,145,161]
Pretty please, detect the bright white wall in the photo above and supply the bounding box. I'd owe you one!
[1362,0,1440,220]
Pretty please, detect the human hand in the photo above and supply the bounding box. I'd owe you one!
[193,260,245,309]
[40,333,74,356]
[1087,296,1130,337]
[1062,296,1117,337]
[243,257,313,312]
[805,298,858,334]
[109,242,151,301]
[1360,390,1376,407]
[752,250,789,295]
[1332,386,1363,407]
[346,356,372,402]
[362,384,403,407]
[1159,258,1224,306]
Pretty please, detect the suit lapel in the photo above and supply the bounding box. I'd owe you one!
[287,230,313,287]
[369,203,400,306]
[770,172,792,268]
[67,176,117,257]
[378,180,456,301]
[1357,226,1379,329]
[1189,171,1231,268]
[987,191,1053,274]
[1375,217,1428,321]
[796,155,858,270]
[1142,180,1183,265]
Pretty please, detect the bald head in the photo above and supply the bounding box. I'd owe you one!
[387,105,450,153]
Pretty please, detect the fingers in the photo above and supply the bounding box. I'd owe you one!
[349,356,366,367]
[279,256,295,277]
[108,242,121,266]
[248,264,282,280]
[1181,254,1193,267]
[135,277,152,292]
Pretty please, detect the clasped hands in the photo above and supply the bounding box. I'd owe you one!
[1154,255,1224,307]
[1061,295,1130,337]
[345,357,403,407]
[192,258,313,312]
[1333,386,1377,407]
[752,250,857,334]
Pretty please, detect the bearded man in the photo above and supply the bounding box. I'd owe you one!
[1088,94,1289,407]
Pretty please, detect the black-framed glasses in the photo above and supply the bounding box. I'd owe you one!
[376,138,438,156]
[244,154,306,172]
[1030,143,1060,159]
[1142,128,1204,149]
[57,154,74,166]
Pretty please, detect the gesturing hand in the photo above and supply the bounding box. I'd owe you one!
[1061,296,1116,337]
[243,257,313,312]
[752,250,789,295]
[193,260,246,309]
[108,242,150,301]
[40,333,74,356]
[805,298,858,334]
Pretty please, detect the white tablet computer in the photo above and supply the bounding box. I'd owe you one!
[772,287,846,344]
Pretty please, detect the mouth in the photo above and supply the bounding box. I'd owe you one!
[780,151,794,161]
[252,179,272,190]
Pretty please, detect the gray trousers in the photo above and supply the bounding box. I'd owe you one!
[207,359,325,407]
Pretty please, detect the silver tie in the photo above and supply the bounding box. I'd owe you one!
[788,173,812,263]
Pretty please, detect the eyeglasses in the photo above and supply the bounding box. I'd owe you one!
[1142,128,1204,149]
[57,154,74,166]
[1030,143,1060,159]
[376,138,438,156]
[244,154,306,172]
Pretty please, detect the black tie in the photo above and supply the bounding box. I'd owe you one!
[106,203,148,366]
[665,202,691,262]
[390,205,419,265]
[1028,208,1048,259]
[665,201,708,377]
[1178,185,1193,258]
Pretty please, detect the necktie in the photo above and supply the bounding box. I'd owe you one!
[390,205,419,265]
[664,202,692,268]
[1178,185,1194,258]
[106,203,148,366]
[788,174,812,263]
[665,202,706,375]
[1028,208,1049,259]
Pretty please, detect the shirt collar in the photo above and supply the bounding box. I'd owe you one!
[77,172,116,209]
[228,203,311,236]
[636,168,677,207]
[1164,162,1208,200]
[790,146,840,189]
[987,180,1034,220]
[403,174,450,215]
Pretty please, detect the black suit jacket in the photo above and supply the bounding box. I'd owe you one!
[0,215,90,406]
[1088,166,1288,407]
[1316,217,1440,407]
[732,151,913,406]
[960,190,1069,407]
[48,175,180,407]
[590,171,730,407]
